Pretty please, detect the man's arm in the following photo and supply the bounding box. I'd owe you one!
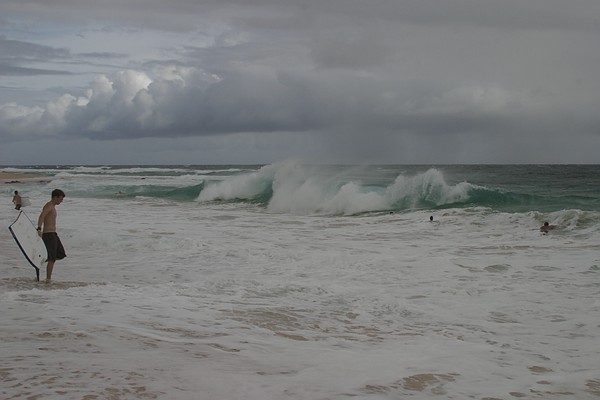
[37,203,50,236]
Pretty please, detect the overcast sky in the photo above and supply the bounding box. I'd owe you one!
[1,0,599,165]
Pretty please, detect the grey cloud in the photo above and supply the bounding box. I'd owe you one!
[1,0,599,163]
[310,30,392,70]
[78,52,127,60]
[5,0,599,33]
[0,64,73,76]
[0,37,70,62]
[313,0,600,32]
[0,37,72,76]
[0,64,583,144]
[65,69,325,140]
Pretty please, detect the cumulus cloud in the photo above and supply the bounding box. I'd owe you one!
[0,62,545,144]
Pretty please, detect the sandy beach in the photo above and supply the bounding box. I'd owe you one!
[0,171,52,183]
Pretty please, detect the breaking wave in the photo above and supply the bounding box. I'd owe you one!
[197,161,475,215]
[11,161,598,215]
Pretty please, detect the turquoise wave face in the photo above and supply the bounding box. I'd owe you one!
[66,183,206,202]
[461,187,600,213]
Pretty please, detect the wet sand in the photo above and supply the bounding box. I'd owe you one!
[0,171,52,183]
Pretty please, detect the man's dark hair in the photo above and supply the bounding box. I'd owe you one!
[51,189,66,198]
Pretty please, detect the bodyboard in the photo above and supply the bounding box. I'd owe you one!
[8,211,46,281]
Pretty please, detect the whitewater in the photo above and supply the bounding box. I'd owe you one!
[1,162,599,400]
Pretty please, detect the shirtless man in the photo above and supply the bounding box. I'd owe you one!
[12,190,22,210]
[37,189,66,282]
[540,221,556,233]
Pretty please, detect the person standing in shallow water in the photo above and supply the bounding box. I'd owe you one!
[37,189,67,283]
[12,190,22,210]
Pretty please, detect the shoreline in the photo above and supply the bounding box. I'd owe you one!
[0,171,52,184]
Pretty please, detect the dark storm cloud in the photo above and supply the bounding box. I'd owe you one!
[6,0,599,33]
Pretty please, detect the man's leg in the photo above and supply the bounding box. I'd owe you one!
[46,261,55,282]
[42,233,59,283]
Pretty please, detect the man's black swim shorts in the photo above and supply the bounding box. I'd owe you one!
[42,232,66,262]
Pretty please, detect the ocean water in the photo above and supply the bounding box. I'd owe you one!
[1,162,599,400]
